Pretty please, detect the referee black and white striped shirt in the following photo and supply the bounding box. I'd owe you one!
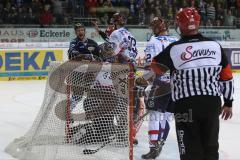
[152,33,234,107]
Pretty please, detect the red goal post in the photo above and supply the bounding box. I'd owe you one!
[5,61,135,160]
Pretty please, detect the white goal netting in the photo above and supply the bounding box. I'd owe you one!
[5,61,134,160]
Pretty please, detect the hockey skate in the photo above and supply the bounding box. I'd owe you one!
[141,140,165,159]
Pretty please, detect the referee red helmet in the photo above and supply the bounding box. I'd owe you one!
[176,7,200,35]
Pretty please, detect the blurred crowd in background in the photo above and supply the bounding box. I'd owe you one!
[0,0,240,27]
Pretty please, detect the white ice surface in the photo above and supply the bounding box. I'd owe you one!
[0,74,240,160]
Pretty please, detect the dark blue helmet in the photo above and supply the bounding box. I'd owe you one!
[74,22,85,30]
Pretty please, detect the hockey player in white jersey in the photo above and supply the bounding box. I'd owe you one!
[108,12,141,144]
[141,17,178,159]
[109,12,138,62]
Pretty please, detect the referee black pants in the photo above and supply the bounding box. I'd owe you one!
[174,96,221,160]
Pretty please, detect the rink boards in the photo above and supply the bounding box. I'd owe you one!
[0,42,239,81]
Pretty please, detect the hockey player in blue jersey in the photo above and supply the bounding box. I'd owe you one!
[141,17,178,159]
[68,22,100,61]
[67,22,101,120]
[67,22,118,145]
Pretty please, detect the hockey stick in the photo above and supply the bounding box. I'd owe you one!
[133,98,145,136]
[82,135,116,155]
[82,105,130,154]
[134,110,150,125]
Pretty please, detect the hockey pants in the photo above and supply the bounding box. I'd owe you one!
[174,96,221,160]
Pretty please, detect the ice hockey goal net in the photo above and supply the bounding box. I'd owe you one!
[5,61,135,160]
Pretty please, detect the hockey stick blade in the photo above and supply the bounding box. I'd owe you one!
[83,147,101,155]
[134,110,149,124]
[83,136,116,155]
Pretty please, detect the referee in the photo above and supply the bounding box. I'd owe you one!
[151,7,234,160]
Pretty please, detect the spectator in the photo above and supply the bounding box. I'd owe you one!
[206,2,216,24]
[136,0,145,11]
[190,0,196,8]
[154,0,161,15]
[173,6,179,21]
[9,6,18,24]
[198,0,207,25]
[63,12,69,25]
[0,0,238,26]
[227,0,236,11]
[215,3,224,25]
[223,9,236,26]
[237,0,240,16]
[155,0,160,7]
[67,0,76,14]
[52,0,64,24]
[155,8,161,17]
[75,0,85,16]
[215,19,222,26]
[172,0,177,8]
[128,0,137,24]
[103,0,113,7]
[145,4,155,24]
[40,0,52,7]
[16,6,27,24]
[144,0,154,17]
[99,13,109,25]
[85,0,97,16]
[39,4,53,27]
[182,0,188,7]
[2,0,9,7]
[128,0,137,15]
[26,7,38,24]
[161,1,168,18]
[102,0,115,16]
[2,2,11,23]
[111,0,128,7]
[167,5,174,20]
[15,0,24,7]
[138,7,146,25]
[206,18,213,26]
[23,0,32,5]
[148,12,155,25]
[0,4,3,24]
[97,0,104,7]
[235,16,240,28]
[31,0,42,14]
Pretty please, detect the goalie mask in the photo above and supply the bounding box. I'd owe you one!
[99,42,118,62]
[150,17,169,36]
[175,7,200,35]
